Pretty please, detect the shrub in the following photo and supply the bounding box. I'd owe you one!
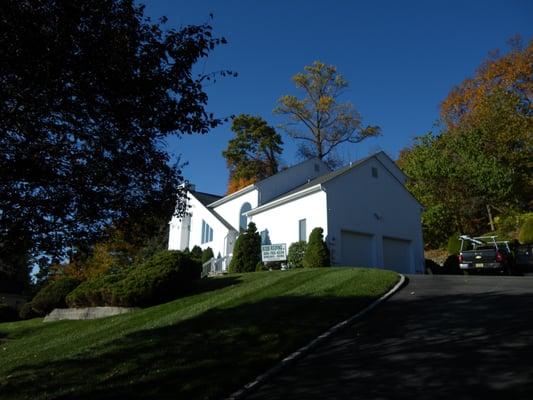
[0,302,18,322]
[447,233,462,255]
[496,211,533,239]
[66,271,127,308]
[31,277,80,315]
[19,302,39,320]
[424,258,441,275]
[303,227,330,268]
[110,251,201,307]
[191,245,203,261]
[519,217,533,244]
[267,261,283,270]
[442,254,461,275]
[255,261,267,271]
[66,250,201,308]
[288,241,307,268]
[229,222,261,273]
[201,247,214,264]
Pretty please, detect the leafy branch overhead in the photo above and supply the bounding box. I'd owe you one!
[0,0,235,271]
[274,61,380,166]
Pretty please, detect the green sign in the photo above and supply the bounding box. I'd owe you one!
[261,243,287,262]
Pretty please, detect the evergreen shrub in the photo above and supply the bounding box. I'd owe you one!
[302,228,330,268]
[18,302,40,320]
[66,250,201,308]
[229,223,261,273]
[31,277,80,315]
[191,245,203,261]
[201,247,214,264]
[288,241,307,268]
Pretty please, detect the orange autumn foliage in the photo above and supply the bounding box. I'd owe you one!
[226,176,258,195]
[440,36,533,129]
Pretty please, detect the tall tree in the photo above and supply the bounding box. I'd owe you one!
[274,61,380,167]
[399,38,533,248]
[0,0,235,279]
[440,36,532,129]
[223,114,283,193]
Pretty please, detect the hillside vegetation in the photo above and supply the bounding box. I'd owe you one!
[0,268,398,399]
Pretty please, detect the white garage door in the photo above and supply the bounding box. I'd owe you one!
[382,237,412,274]
[341,231,374,267]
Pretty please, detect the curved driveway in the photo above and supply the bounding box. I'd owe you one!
[246,275,533,400]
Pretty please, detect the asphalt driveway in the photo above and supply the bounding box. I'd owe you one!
[245,275,533,400]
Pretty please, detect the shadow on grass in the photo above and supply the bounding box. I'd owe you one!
[0,293,378,400]
[0,276,241,340]
[189,275,242,296]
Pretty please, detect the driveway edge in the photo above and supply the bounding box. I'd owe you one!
[226,273,407,400]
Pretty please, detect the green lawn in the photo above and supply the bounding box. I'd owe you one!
[0,268,398,399]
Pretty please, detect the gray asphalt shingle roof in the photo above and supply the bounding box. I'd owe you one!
[268,155,372,202]
[190,191,236,231]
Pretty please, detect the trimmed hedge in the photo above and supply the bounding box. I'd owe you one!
[288,241,307,268]
[31,277,80,315]
[18,302,40,320]
[303,227,330,268]
[67,250,201,308]
[0,302,18,322]
[66,271,127,308]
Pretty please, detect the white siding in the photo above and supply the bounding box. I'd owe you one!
[258,159,330,205]
[375,151,407,185]
[324,158,424,274]
[248,190,328,249]
[168,193,232,258]
[212,189,259,231]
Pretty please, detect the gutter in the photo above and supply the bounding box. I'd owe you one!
[246,184,324,216]
[207,184,256,207]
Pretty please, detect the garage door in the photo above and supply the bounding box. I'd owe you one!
[341,231,374,267]
[382,237,412,274]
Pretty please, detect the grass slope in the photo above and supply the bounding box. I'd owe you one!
[0,268,398,399]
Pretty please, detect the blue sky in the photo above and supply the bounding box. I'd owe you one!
[143,0,533,196]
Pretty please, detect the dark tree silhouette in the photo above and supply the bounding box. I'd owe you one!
[0,0,235,284]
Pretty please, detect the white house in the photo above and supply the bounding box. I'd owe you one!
[168,152,425,274]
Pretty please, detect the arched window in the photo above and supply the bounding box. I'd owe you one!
[239,202,252,231]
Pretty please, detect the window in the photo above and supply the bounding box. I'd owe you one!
[299,219,307,242]
[239,202,252,231]
[260,230,271,245]
[371,167,378,178]
[201,220,213,244]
